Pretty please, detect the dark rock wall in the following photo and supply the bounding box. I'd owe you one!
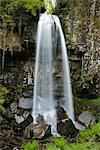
[56,0,100,97]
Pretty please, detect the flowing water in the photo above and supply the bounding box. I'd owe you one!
[32,13,74,134]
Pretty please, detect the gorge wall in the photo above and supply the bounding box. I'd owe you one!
[56,0,100,97]
[0,0,100,97]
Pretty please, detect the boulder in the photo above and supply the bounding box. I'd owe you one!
[78,111,96,127]
[57,118,78,138]
[24,123,51,139]
[56,105,78,137]
[18,97,32,109]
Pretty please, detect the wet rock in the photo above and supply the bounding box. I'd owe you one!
[56,104,68,121]
[78,111,97,127]
[25,123,51,139]
[56,105,78,137]
[18,97,32,109]
[57,118,78,137]
[36,114,45,124]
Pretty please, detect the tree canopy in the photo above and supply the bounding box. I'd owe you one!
[0,0,44,16]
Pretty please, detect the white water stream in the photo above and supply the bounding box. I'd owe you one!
[32,13,74,134]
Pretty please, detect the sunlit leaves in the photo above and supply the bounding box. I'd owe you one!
[0,0,44,16]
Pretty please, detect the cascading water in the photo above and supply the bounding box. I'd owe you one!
[32,14,57,134]
[32,12,74,134]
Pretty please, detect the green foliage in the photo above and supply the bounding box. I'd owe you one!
[45,0,56,14]
[46,144,57,150]
[0,0,45,40]
[23,122,100,150]
[79,122,100,143]
[46,6,53,14]
[0,86,9,113]
[23,0,44,16]
[23,141,39,150]
[76,97,100,106]
[0,0,44,16]
[53,137,65,149]
[0,87,9,95]
[6,0,44,16]
[65,142,100,150]
[0,105,6,113]
[0,98,6,105]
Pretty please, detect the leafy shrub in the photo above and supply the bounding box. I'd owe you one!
[23,141,39,150]
[79,122,100,143]
[46,144,56,150]
[53,137,65,149]
[65,142,100,150]
[23,122,100,150]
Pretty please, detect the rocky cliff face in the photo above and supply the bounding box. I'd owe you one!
[56,0,100,97]
[0,0,99,97]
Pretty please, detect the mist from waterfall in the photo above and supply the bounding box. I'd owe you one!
[32,13,74,134]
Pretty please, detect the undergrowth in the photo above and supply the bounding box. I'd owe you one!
[22,122,100,150]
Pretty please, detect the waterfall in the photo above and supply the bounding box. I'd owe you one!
[32,13,74,134]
